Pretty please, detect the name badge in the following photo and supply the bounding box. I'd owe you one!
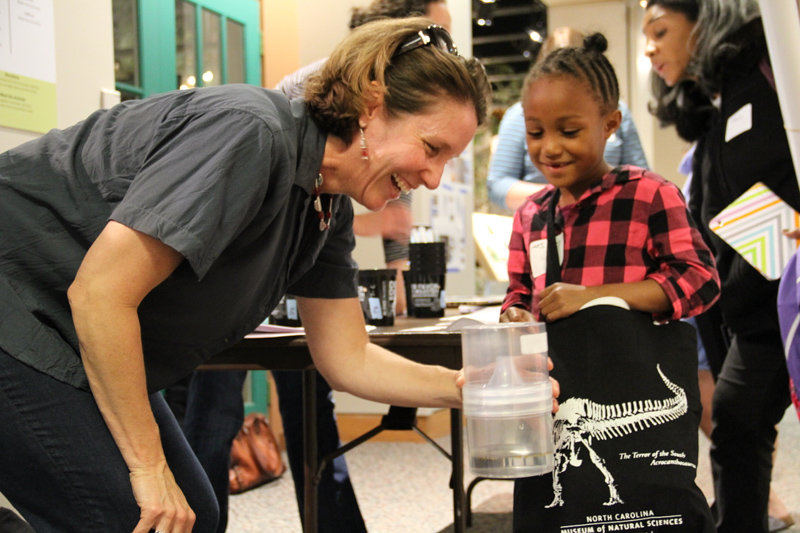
[530,234,564,279]
[725,103,752,142]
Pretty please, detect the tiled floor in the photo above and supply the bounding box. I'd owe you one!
[228,406,800,532]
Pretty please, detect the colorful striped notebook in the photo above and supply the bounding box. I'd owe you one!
[709,182,800,280]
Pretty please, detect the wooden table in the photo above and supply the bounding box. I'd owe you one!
[203,314,466,533]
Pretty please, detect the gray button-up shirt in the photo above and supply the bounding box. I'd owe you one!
[0,85,358,392]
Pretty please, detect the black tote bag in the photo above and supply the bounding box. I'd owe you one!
[512,191,715,533]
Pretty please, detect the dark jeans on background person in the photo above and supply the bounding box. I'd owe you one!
[166,369,366,533]
[0,348,219,533]
[710,322,791,533]
[272,370,368,533]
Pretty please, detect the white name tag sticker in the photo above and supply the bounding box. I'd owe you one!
[725,103,752,142]
[529,234,564,279]
[530,239,547,279]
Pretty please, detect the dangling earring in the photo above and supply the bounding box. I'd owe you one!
[359,126,369,160]
[314,173,332,231]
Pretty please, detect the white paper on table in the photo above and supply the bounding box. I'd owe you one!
[246,322,375,338]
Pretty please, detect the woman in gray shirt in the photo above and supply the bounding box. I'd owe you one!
[0,19,490,532]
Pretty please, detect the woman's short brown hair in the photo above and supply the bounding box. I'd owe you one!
[304,17,491,142]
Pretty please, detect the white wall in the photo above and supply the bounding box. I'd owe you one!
[547,0,629,102]
[297,0,351,65]
[0,0,116,152]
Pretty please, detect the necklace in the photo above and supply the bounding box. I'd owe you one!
[314,173,332,231]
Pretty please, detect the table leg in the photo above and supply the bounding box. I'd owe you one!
[303,369,318,533]
[450,408,466,533]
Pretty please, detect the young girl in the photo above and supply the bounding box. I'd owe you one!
[500,33,721,532]
[501,33,719,326]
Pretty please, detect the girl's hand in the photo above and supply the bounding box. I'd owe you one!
[499,307,535,323]
[539,283,593,322]
[130,460,196,533]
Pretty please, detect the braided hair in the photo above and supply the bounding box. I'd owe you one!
[522,33,619,116]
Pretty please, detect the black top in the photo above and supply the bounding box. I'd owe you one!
[0,85,358,392]
[690,22,800,334]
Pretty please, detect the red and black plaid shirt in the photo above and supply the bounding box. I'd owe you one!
[502,166,720,321]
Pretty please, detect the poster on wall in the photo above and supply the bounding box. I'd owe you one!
[430,179,469,274]
[0,0,56,133]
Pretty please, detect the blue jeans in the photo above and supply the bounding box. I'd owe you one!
[0,348,219,533]
[272,370,367,533]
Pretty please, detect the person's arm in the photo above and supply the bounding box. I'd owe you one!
[617,102,650,170]
[646,183,721,319]
[68,221,194,533]
[487,103,547,211]
[297,296,461,408]
[540,183,720,323]
[351,201,412,242]
[505,181,548,212]
[537,279,670,322]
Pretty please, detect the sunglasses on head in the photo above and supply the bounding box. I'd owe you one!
[393,25,459,58]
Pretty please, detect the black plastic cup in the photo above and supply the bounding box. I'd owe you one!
[403,270,446,318]
[358,269,397,326]
[270,294,302,327]
[409,242,447,274]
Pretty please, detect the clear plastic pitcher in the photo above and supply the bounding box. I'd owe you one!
[461,322,554,478]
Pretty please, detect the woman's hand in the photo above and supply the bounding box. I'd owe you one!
[539,282,592,322]
[130,460,196,533]
[459,356,560,413]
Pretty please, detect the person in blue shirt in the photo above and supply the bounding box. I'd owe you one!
[486,27,649,212]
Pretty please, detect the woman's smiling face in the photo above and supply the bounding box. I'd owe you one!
[351,98,477,212]
[643,4,697,87]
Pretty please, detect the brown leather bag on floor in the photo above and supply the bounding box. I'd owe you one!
[229,412,286,495]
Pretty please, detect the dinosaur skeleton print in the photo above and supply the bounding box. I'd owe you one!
[547,365,688,508]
